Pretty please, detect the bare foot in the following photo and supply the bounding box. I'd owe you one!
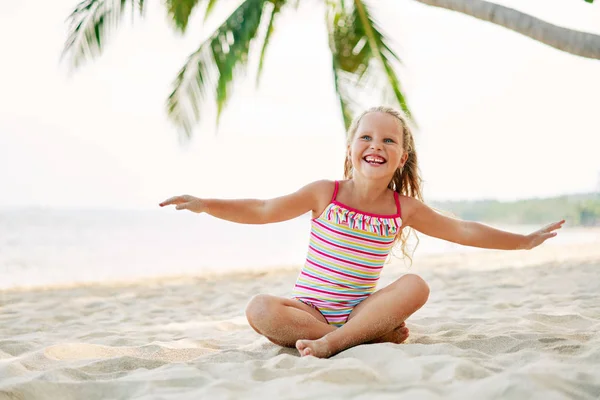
[296,337,333,358]
[296,323,409,358]
[369,322,410,344]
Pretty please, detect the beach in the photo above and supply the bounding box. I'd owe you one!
[2,239,600,400]
[2,0,599,397]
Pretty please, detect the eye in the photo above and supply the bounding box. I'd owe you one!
[360,135,371,141]
[384,138,395,144]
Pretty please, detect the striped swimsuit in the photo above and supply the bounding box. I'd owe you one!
[291,181,403,327]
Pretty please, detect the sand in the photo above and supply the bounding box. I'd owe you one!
[1,241,600,400]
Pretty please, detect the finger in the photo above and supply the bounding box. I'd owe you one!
[159,196,185,207]
[542,220,565,232]
[175,202,191,210]
[159,197,179,206]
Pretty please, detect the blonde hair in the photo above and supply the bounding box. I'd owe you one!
[343,106,423,264]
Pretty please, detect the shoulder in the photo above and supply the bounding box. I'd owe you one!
[300,180,336,196]
[299,180,337,216]
[298,179,336,201]
[398,195,428,222]
[398,194,423,207]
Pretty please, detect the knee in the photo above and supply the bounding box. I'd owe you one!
[401,273,430,306]
[245,294,276,329]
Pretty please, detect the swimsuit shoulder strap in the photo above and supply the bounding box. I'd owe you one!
[331,180,340,202]
[393,191,402,218]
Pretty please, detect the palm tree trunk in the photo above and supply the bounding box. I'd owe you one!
[412,0,600,60]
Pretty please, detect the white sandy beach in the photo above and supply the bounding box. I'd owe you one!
[1,240,600,400]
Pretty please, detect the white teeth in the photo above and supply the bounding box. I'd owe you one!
[365,156,385,163]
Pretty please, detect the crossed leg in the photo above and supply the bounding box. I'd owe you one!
[245,273,429,357]
[296,273,429,358]
[245,295,335,348]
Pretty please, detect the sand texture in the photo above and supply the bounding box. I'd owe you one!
[1,242,600,399]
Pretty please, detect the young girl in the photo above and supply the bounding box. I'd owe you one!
[159,106,564,359]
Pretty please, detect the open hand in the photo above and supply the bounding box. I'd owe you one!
[159,195,206,213]
[521,220,565,250]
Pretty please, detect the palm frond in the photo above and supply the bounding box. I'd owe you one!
[166,0,268,138]
[353,1,411,119]
[131,0,145,14]
[204,0,220,21]
[166,47,213,140]
[331,66,356,130]
[256,0,287,86]
[62,0,144,69]
[325,1,413,130]
[352,0,412,120]
[211,1,267,117]
[166,0,202,32]
[326,4,363,129]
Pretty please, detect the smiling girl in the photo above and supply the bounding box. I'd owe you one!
[160,106,564,358]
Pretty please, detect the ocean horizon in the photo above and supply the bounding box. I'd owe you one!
[1,208,597,290]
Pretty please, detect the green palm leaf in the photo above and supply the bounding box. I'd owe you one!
[326,5,363,129]
[62,0,145,68]
[353,0,412,120]
[331,66,357,130]
[326,1,412,129]
[166,0,202,32]
[204,0,220,21]
[256,0,287,86]
[166,0,268,138]
[166,47,212,139]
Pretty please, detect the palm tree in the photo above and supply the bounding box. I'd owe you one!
[62,0,599,139]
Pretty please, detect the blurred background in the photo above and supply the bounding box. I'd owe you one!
[1,0,599,289]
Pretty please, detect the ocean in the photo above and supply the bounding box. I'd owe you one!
[1,209,597,290]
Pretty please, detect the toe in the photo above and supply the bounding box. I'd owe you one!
[296,340,313,357]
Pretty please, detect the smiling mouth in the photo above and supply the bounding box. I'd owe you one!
[363,155,387,165]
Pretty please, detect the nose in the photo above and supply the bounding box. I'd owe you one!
[370,140,383,151]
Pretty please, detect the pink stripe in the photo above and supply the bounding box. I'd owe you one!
[310,245,383,270]
[310,231,383,257]
[294,297,356,311]
[331,200,401,219]
[308,244,384,275]
[295,284,366,298]
[305,258,379,282]
[294,296,336,306]
[306,250,382,277]
[300,270,355,289]
[314,219,395,245]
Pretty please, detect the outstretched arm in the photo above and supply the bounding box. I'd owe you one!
[401,197,565,250]
[159,180,332,225]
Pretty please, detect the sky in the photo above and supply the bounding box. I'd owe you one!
[0,0,599,209]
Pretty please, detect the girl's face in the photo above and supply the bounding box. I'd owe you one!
[348,112,408,181]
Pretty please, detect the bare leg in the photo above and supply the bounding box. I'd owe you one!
[245,294,336,347]
[245,294,410,348]
[296,274,430,358]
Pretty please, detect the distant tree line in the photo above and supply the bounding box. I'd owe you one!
[432,193,600,226]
